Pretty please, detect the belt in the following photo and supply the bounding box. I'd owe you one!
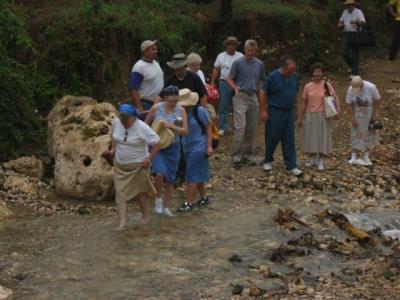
[239,90,256,96]
[269,105,293,112]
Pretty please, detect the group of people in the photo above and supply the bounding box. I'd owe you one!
[104,0,386,230]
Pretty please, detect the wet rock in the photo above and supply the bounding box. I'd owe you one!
[249,286,262,297]
[3,155,44,179]
[47,96,117,201]
[231,284,244,295]
[0,285,12,300]
[229,254,243,263]
[0,202,13,219]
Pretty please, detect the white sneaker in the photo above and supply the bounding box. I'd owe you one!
[263,162,272,171]
[218,129,225,136]
[154,198,163,214]
[305,159,317,167]
[348,157,357,164]
[363,156,373,166]
[163,208,174,217]
[317,159,324,171]
[354,158,368,166]
[289,168,303,176]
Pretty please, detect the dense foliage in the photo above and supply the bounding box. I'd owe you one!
[0,0,391,159]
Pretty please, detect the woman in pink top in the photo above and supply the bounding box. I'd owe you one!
[298,63,339,170]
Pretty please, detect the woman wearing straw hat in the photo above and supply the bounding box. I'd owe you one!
[146,85,188,216]
[105,104,160,231]
[177,89,213,213]
[345,76,381,165]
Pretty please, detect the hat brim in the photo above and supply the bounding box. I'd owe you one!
[344,1,356,5]
[179,99,198,106]
[167,60,188,69]
[351,86,361,93]
[151,120,175,149]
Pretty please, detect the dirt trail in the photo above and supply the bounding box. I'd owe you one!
[0,58,399,300]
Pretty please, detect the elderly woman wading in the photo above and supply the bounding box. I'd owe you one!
[146,85,188,216]
[298,63,340,170]
[346,76,381,165]
[106,104,160,231]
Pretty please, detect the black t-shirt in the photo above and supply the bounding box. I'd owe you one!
[163,71,206,98]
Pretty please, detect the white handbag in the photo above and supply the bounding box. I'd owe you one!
[324,81,338,118]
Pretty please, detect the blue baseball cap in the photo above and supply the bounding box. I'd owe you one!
[119,104,140,117]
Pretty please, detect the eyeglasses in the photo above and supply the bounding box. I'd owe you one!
[123,130,128,142]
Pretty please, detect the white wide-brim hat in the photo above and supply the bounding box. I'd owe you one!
[178,88,199,106]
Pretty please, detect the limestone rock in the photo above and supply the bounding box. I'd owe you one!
[4,175,38,195]
[3,155,44,179]
[0,202,13,220]
[47,96,117,200]
[0,285,12,299]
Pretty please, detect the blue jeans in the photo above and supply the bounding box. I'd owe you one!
[218,80,234,130]
[264,106,297,170]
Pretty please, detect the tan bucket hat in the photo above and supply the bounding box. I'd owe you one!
[166,53,188,69]
[223,36,241,46]
[344,0,356,5]
[151,120,175,149]
[178,89,199,106]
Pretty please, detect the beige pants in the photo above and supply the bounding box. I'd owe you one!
[232,91,259,158]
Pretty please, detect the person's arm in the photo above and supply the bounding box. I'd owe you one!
[140,143,160,169]
[211,67,220,86]
[129,70,144,111]
[207,122,214,157]
[162,107,188,136]
[200,95,207,107]
[298,86,309,127]
[372,99,381,120]
[144,104,158,125]
[338,11,345,28]
[349,103,358,128]
[226,61,239,95]
[259,89,268,123]
[139,124,160,169]
[226,76,238,95]
[130,90,143,111]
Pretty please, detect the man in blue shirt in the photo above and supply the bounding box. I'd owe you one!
[259,58,303,176]
[227,39,265,165]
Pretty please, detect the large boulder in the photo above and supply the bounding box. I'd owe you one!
[3,155,44,179]
[47,96,117,201]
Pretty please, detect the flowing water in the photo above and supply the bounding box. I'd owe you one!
[1,187,399,300]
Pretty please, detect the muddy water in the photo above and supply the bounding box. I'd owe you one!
[1,187,399,300]
[0,191,283,300]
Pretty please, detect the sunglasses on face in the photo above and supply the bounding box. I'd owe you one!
[124,130,128,142]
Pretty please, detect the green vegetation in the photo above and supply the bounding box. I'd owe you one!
[0,0,390,159]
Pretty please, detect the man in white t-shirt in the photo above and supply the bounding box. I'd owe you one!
[337,0,366,76]
[130,40,164,113]
[211,36,243,136]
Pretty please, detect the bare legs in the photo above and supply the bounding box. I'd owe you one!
[187,182,207,204]
[155,173,173,209]
[115,193,150,231]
